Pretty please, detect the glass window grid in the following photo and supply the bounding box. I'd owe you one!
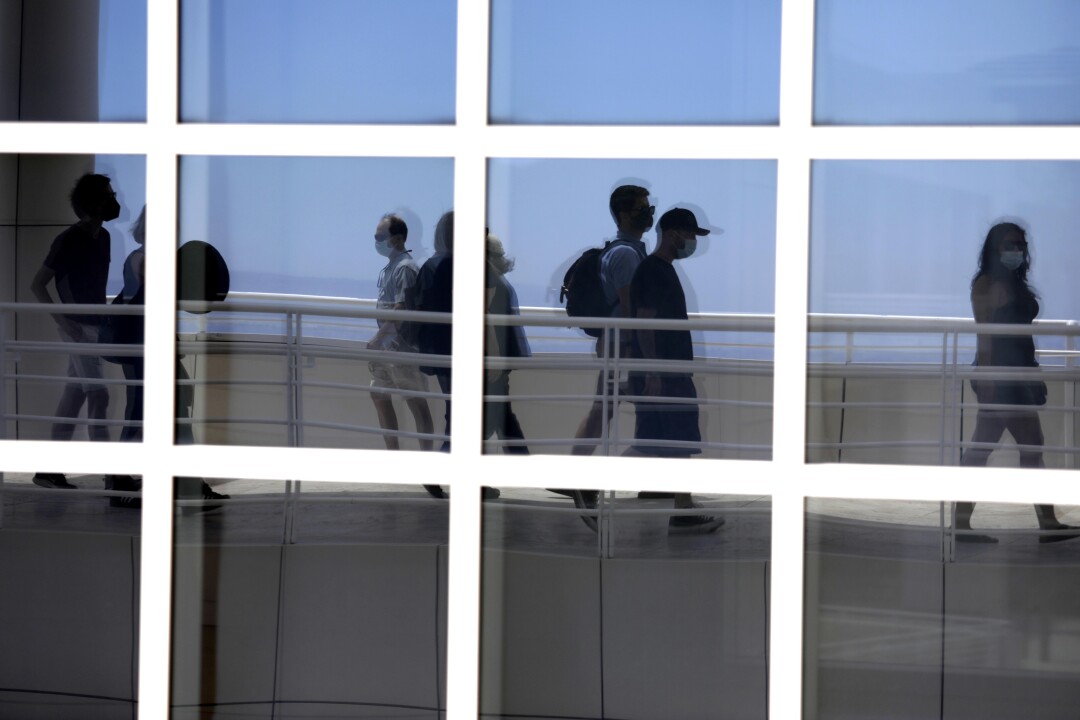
[2,1,1080,718]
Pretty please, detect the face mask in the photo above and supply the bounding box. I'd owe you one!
[101,197,121,222]
[1000,250,1023,270]
[375,238,392,257]
[675,236,697,259]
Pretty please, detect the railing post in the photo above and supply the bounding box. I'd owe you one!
[938,331,949,466]
[1066,326,1077,469]
[599,323,611,456]
[295,313,305,448]
[0,309,7,442]
[611,325,621,454]
[284,311,297,448]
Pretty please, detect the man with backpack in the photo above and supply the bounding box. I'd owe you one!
[569,184,654,456]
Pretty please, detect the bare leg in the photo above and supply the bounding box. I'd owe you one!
[51,384,87,440]
[372,392,400,450]
[86,388,110,442]
[956,410,1009,530]
[405,397,434,452]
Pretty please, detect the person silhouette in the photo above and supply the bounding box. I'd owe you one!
[624,208,723,534]
[30,174,120,489]
[484,234,530,455]
[956,221,1078,543]
[368,214,435,452]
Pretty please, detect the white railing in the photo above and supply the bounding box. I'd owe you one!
[2,295,1079,465]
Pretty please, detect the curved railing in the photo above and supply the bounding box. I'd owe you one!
[1,294,1078,464]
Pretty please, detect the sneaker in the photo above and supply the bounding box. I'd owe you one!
[669,514,725,535]
[179,484,230,515]
[1039,523,1080,544]
[110,495,142,509]
[33,473,77,489]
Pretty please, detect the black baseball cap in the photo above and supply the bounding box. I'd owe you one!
[657,208,710,236]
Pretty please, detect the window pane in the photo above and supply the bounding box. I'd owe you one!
[489,0,781,124]
[484,159,775,457]
[482,488,770,718]
[814,0,1080,125]
[177,156,453,450]
[808,161,1080,469]
[1,0,146,121]
[1,154,145,443]
[170,479,448,719]
[180,0,457,123]
[0,471,141,717]
[805,498,1080,719]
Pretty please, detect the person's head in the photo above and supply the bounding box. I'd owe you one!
[609,185,653,234]
[70,173,120,222]
[486,233,514,275]
[657,208,709,260]
[434,210,454,254]
[131,205,146,246]
[374,213,408,256]
[977,221,1030,281]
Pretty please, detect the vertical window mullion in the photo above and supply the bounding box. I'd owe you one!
[138,0,180,716]
[446,1,492,719]
[772,0,817,715]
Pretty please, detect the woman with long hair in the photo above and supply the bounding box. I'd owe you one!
[956,221,1077,543]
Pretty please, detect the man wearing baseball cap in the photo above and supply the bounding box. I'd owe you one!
[626,207,723,533]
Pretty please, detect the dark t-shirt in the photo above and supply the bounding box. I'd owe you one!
[44,223,111,324]
[415,253,453,359]
[629,255,692,362]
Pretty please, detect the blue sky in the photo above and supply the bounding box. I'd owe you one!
[90,1,1080,330]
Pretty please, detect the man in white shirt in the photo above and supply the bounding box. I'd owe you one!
[369,214,434,451]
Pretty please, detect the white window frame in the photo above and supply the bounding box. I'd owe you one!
[3,1,1080,718]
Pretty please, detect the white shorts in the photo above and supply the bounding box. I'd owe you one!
[59,321,106,393]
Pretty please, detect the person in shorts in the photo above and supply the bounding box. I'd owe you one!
[29,173,120,489]
[626,207,723,534]
[369,213,434,451]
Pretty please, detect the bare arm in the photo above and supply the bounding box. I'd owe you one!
[369,301,405,348]
[634,306,662,395]
[971,276,1008,366]
[30,265,55,305]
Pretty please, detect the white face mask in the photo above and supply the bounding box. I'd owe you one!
[375,238,392,257]
[675,236,697,259]
[1000,250,1024,270]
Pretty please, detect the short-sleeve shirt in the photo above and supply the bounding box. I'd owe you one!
[629,255,693,362]
[44,223,111,325]
[376,249,420,349]
[600,239,647,313]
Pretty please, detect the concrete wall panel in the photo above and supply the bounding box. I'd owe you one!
[275,544,442,710]
[602,559,769,720]
[0,530,136,700]
[480,548,603,718]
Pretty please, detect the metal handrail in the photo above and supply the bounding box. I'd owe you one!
[3,296,1078,461]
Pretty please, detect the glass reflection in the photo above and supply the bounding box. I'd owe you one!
[1,0,146,122]
[805,498,1080,720]
[814,0,1080,125]
[180,0,456,124]
[0,471,140,718]
[177,156,453,453]
[808,161,1080,469]
[171,479,449,719]
[485,160,776,458]
[0,154,146,452]
[489,0,781,124]
[481,488,770,719]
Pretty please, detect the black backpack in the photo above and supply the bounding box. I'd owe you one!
[560,240,628,337]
